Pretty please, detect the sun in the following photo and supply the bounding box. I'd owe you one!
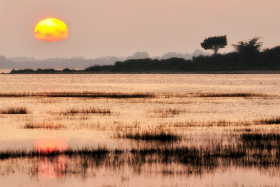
[36,139,68,154]
[34,18,69,42]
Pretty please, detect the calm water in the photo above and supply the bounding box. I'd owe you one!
[1,74,280,187]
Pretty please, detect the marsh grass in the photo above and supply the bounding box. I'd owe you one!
[0,144,246,161]
[157,117,280,129]
[0,93,32,97]
[2,133,280,177]
[115,130,181,142]
[0,107,28,114]
[241,133,280,141]
[24,122,66,130]
[163,92,274,98]
[0,146,111,160]
[49,92,155,98]
[195,92,272,98]
[60,108,112,115]
[256,117,280,124]
[0,91,274,99]
[157,120,245,129]
[241,133,280,149]
[148,108,186,118]
[0,92,155,98]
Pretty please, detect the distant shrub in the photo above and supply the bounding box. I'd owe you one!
[232,37,263,54]
[62,68,73,72]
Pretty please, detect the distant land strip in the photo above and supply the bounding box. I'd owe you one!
[5,46,280,74]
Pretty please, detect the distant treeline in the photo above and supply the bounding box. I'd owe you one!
[0,50,210,70]
[9,45,280,74]
[1,57,118,70]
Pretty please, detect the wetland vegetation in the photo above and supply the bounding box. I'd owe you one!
[0,91,155,98]
[1,74,280,186]
[2,131,280,177]
[23,122,66,130]
[115,130,181,142]
[0,107,28,114]
[0,91,276,99]
[59,108,112,115]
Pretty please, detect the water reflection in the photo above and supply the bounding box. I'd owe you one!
[35,155,66,183]
[2,133,280,186]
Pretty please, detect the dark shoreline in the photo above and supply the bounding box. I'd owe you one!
[5,70,280,74]
[4,45,280,74]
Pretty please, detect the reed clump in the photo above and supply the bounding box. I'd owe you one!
[160,118,280,129]
[0,92,155,98]
[0,107,28,114]
[256,117,280,124]
[0,146,112,160]
[0,91,274,99]
[148,108,186,118]
[161,92,274,98]
[195,92,271,98]
[241,133,280,150]
[0,149,37,160]
[47,92,155,99]
[0,93,32,97]
[157,120,251,128]
[115,130,181,142]
[24,123,66,130]
[61,108,111,115]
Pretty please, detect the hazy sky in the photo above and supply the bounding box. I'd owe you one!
[1,0,280,59]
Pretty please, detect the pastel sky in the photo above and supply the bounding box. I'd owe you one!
[1,0,280,59]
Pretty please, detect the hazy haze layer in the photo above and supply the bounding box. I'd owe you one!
[0,0,280,59]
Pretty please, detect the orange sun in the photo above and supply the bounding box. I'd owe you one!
[36,139,68,154]
[34,18,69,42]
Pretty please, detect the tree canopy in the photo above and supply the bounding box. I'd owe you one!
[201,35,227,54]
[232,37,263,54]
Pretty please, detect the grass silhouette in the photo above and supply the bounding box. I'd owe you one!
[115,130,181,142]
[60,108,111,115]
[24,123,65,130]
[0,107,28,114]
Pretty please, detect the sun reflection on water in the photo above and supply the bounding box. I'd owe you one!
[35,139,68,183]
[36,155,66,183]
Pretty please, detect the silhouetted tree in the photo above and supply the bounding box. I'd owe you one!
[201,35,227,55]
[232,37,263,54]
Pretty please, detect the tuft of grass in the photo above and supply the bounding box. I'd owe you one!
[256,117,280,124]
[61,108,111,115]
[241,133,280,141]
[0,93,32,97]
[0,146,112,160]
[116,130,181,142]
[0,107,28,114]
[148,108,186,118]
[157,120,242,128]
[46,92,155,99]
[195,92,271,98]
[24,123,65,130]
[163,92,274,98]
